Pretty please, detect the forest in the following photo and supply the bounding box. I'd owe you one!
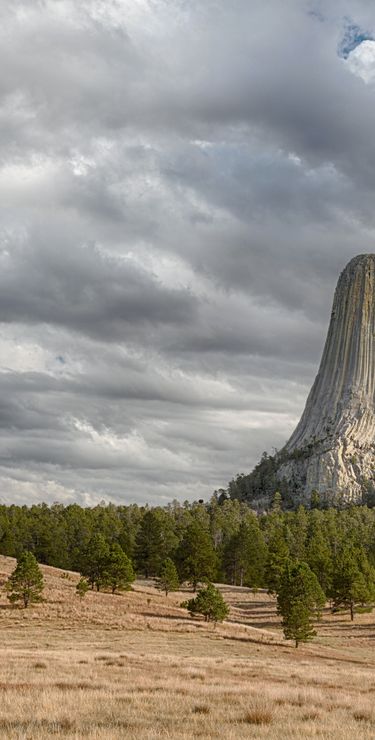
[0,492,374,616]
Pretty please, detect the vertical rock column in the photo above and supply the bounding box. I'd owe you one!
[279,254,375,502]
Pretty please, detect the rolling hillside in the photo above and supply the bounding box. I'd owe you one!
[0,556,373,738]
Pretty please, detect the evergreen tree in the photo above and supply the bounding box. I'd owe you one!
[6,551,44,608]
[176,520,217,590]
[324,508,341,558]
[76,577,90,600]
[310,489,321,509]
[288,506,308,561]
[80,533,110,591]
[305,511,333,595]
[0,510,16,557]
[28,503,69,568]
[117,504,143,559]
[223,517,267,587]
[264,520,290,594]
[190,501,210,529]
[64,504,93,571]
[90,502,123,545]
[158,558,179,596]
[329,546,375,620]
[103,543,135,594]
[271,491,283,514]
[276,560,325,647]
[209,496,242,549]
[181,583,229,623]
[135,510,177,577]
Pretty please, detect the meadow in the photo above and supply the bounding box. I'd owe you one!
[0,555,374,738]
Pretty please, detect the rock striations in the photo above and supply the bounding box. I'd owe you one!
[278,254,375,504]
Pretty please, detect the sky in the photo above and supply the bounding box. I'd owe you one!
[2,0,375,507]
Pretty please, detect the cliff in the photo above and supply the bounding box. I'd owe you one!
[277,254,375,504]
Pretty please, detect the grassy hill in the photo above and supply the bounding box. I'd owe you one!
[0,555,374,738]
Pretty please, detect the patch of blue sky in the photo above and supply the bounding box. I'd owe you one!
[338,19,373,59]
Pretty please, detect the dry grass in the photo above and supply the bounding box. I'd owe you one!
[0,555,373,737]
[243,700,274,725]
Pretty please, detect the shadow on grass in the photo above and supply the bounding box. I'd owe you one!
[228,616,280,630]
[232,601,275,612]
[139,611,191,621]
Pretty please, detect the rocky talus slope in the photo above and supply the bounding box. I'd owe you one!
[278,254,375,503]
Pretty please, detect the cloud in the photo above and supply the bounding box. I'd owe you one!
[338,19,373,58]
[1,1,375,505]
[346,39,375,82]
[0,228,197,340]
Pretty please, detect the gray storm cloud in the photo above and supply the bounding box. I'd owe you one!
[1,0,375,505]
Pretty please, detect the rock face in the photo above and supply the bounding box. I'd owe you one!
[278,254,375,504]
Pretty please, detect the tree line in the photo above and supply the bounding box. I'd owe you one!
[0,493,374,605]
[2,492,375,644]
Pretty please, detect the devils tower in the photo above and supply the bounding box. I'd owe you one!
[276,254,375,504]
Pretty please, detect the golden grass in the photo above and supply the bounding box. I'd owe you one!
[0,555,373,737]
[243,700,274,725]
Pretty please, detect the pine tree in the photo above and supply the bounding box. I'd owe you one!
[103,543,135,594]
[276,560,325,647]
[288,506,308,561]
[223,517,267,587]
[158,558,179,596]
[264,521,290,594]
[80,533,110,591]
[271,491,283,514]
[135,510,177,577]
[209,495,242,549]
[181,583,229,623]
[305,512,333,595]
[76,577,90,600]
[310,489,321,509]
[6,551,44,608]
[176,521,217,590]
[329,546,375,620]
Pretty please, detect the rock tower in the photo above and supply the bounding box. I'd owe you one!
[278,254,375,504]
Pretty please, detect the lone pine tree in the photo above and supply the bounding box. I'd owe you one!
[182,582,229,623]
[103,543,135,594]
[6,551,44,608]
[276,560,325,647]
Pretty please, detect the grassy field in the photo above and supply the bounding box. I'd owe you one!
[0,556,374,738]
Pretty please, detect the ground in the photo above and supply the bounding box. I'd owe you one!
[0,556,374,738]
